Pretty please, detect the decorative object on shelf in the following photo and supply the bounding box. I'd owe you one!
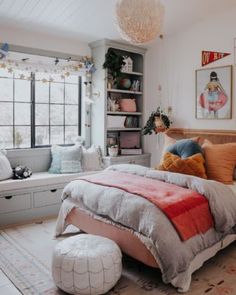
[0,42,9,59]
[202,51,230,67]
[107,132,118,147]
[196,65,232,119]
[119,98,137,112]
[115,0,164,44]
[108,97,120,112]
[120,132,140,149]
[108,145,119,157]
[125,116,139,128]
[119,78,132,90]
[130,80,140,92]
[143,107,172,135]
[103,49,125,84]
[107,115,126,128]
[121,56,133,73]
[13,165,32,180]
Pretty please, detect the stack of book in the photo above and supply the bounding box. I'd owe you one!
[121,148,142,155]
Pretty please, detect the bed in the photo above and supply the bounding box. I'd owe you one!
[55,128,236,292]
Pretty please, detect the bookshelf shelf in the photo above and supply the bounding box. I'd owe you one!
[107,89,142,95]
[107,111,142,116]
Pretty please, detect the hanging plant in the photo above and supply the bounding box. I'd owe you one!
[142,107,172,135]
[103,49,125,83]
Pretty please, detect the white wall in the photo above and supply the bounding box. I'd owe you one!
[0,24,90,56]
[144,7,236,166]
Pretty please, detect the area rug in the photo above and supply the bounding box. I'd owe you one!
[0,219,236,295]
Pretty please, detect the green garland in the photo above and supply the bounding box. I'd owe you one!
[142,107,172,135]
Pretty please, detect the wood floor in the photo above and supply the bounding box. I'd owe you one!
[0,270,21,294]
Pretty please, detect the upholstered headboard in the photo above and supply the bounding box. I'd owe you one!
[166,128,236,144]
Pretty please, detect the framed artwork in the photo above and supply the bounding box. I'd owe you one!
[195,65,232,119]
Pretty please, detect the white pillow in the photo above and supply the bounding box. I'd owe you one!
[0,150,13,180]
[82,145,103,171]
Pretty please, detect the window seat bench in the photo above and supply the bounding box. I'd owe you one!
[0,171,98,228]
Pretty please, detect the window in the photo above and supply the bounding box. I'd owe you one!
[0,68,81,149]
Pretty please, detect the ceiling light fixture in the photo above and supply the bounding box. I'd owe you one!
[115,0,164,44]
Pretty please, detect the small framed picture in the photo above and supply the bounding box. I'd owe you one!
[195,65,232,119]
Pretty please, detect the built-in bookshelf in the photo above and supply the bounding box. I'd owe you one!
[89,39,148,159]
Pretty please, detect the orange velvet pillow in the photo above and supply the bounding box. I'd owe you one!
[203,143,236,184]
[158,152,207,179]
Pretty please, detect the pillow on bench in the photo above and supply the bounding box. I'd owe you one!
[49,145,83,174]
[0,150,12,181]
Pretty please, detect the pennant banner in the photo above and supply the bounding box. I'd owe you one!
[202,51,230,67]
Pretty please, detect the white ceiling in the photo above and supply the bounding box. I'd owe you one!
[0,0,236,44]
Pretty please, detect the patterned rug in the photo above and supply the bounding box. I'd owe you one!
[0,219,236,295]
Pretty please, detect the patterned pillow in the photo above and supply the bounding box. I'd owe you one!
[49,145,82,174]
[158,152,207,179]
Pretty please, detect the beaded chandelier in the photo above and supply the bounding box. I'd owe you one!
[115,0,164,44]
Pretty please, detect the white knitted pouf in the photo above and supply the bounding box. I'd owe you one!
[52,234,122,295]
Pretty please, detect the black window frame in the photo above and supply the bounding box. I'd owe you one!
[0,71,82,149]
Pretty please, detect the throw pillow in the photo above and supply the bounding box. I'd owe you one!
[49,145,82,174]
[203,143,236,184]
[82,145,103,171]
[166,139,203,159]
[0,150,13,180]
[158,152,207,179]
[161,134,211,162]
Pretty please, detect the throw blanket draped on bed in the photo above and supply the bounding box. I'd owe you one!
[80,171,214,241]
[56,164,236,292]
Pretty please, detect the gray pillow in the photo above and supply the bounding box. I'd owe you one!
[49,145,82,174]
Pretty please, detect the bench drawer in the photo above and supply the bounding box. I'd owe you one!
[33,188,63,208]
[0,193,31,213]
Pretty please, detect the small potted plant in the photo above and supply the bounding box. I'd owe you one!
[142,107,172,135]
[108,144,119,157]
[103,49,125,87]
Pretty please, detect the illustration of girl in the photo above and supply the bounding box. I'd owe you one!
[199,71,228,118]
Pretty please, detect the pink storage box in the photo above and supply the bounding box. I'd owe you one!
[120,132,140,148]
[119,99,137,112]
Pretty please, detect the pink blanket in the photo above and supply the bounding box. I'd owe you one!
[79,171,214,241]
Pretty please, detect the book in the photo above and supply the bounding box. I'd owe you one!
[121,148,142,155]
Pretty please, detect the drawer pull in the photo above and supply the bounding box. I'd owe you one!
[5,196,13,200]
[129,160,136,164]
[50,189,57,193]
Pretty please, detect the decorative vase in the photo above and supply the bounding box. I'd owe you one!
[119,78,131,90]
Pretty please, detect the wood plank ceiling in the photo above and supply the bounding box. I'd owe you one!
[0,0,236,43]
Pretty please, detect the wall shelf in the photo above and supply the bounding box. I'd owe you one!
[107,112,142,116]
[107,89,142,95]
[120,71,143,76]
[107,128,142,131]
